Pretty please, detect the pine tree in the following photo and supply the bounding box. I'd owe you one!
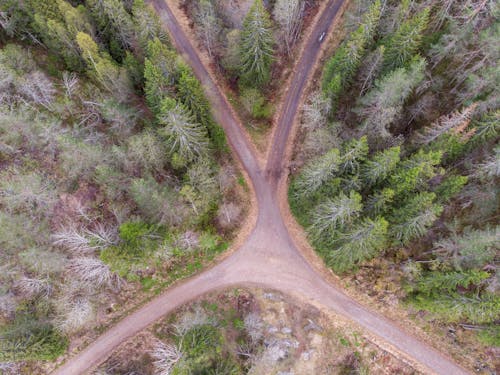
[328,217,388,273]
[239,0,274,86]
[132,0,169,52]
[365,188,395,216]
[177,65,211,128]
[382,8,430,72]
[432,226,499,270]
[86,0,135,59]
[388,149,442,198]
[339,136,369,174]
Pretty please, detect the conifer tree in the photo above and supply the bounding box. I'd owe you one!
[382,8,430,72]
[329,217,388,273]
[390,192,443,245]
[310,191,362,238]
[355,56,426,140]
[157,98,209,163]
[362,146,401,186]
[143,38,178,113]
[322,0,381,104]
[295,148,341,196]
[239,0,274,87]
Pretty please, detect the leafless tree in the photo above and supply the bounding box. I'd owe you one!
[244,312,264,344]
[175,231,200,252]
[150,340,183,375]
[415,103,477,145]
[301,91,331,130]
[274,0,305,56]
[217,202,242,229]
[18,71,56,110]
[13,277,52,299]
[195,0,221,57]
[55,294,94,334]
[67,257,120,291]
[52,224,117,254]
[62,72,79,98]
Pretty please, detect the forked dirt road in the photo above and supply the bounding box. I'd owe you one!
[53,1,470,374]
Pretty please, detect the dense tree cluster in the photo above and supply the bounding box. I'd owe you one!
[292,0,499,342]
[0,0,236,367]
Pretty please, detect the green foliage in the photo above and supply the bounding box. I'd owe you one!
[382,8,430,72]
[239,0,274,87]
[76,31,131,97]
[144,37,179,113]
[328,217,388,273]
[119,221,155,249]
[434,174,468,203]
[389,192,442,245]
[240,87,273,119]
[0,313,67,362]
[362,146,400,186]
[388,149,442,198]
[411,270,490,296]
[322,0,381,104]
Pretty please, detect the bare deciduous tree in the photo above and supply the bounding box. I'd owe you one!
[150,340,183,375]
[14,277,52,299]
[301,91,331,130]
[273,0,305,56]
[67,257,120,291]
[195,0,220,57]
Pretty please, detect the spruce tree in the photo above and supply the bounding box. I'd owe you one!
[382,8,430,72]
[157,98,209,163]
[329,217,388,273]
[239,0,274,87]
[322,0,381,104]
[362,146,401,186]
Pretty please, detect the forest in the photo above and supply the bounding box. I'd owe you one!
[180,0,319,145]
[290,0,499,347]
[0,0,242,371]
[0,0,498,373]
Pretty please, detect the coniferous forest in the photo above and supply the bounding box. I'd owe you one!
[290,0,498,346]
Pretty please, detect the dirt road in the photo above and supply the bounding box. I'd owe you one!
[52,1,470,374]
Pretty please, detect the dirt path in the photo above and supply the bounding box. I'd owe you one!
[52,1,471,374]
